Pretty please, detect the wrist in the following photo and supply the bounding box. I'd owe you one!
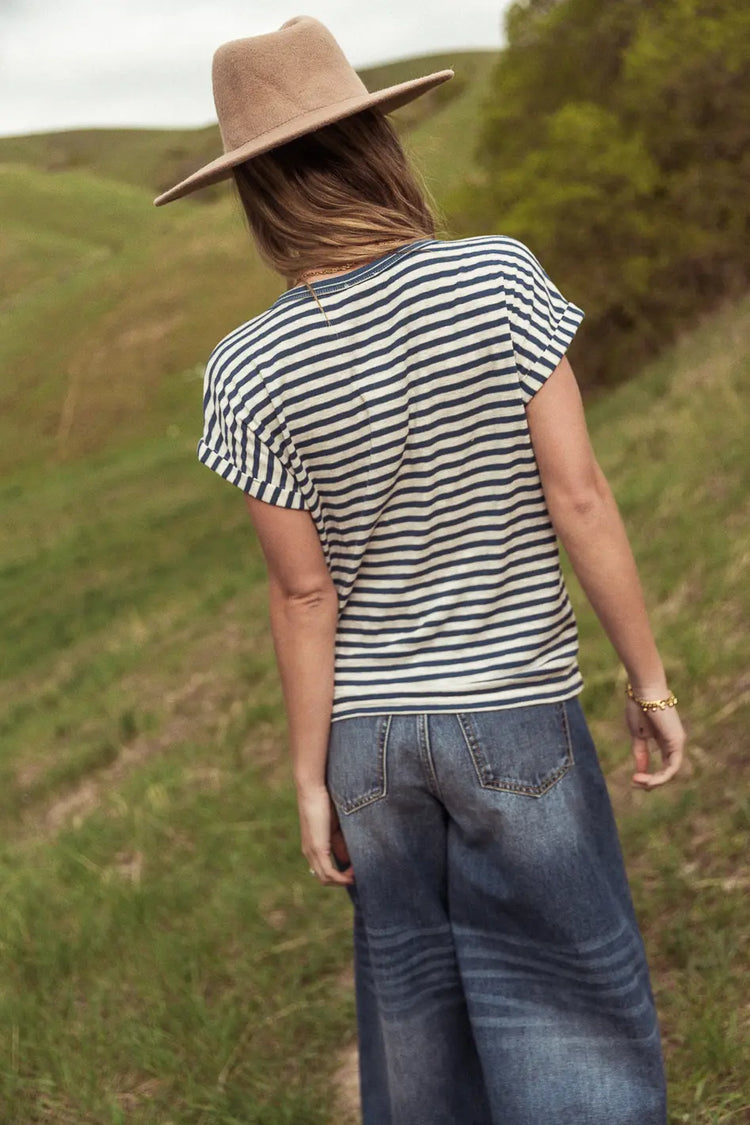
[627,681,670,700]
[625,664,667,698]
[625,681,677,713]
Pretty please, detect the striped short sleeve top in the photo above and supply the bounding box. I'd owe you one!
[198,235,586,721]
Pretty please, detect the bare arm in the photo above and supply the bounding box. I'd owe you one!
[526,356,684,788]
[243,495,353,885]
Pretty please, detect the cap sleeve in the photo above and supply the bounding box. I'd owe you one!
[502,239,585,405]
[197,357,306,510]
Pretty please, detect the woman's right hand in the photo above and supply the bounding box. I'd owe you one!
[626,697,685,789]
[297,783,355,887]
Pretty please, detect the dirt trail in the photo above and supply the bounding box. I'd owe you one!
[14,666,232,843]
[331,1042,361,1125]
[41,670,222,834]
[13,604,277,843]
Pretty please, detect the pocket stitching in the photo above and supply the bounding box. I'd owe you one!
[337,714,391,815]
[457,703,574,798]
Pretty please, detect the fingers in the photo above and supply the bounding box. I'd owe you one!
[632,743,683,789]
[631,734,685,789]
[331,823,351,869]
[305,847,354,887]
[631,734,650,777]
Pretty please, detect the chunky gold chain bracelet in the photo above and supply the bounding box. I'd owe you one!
[625,683,678,713]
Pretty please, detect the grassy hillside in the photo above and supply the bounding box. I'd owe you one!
[0,50,495,478]
[0,125,222,200]
[0,163,276,472]
[1,282,749,1119]
[404,51,496,203]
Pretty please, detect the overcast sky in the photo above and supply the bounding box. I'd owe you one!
[1,1,508,137]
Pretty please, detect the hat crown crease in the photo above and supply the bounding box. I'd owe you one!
[212,19,366,152]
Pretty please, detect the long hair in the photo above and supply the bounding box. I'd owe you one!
[232,108,439,287]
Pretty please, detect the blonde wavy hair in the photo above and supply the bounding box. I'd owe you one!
[232,108,438,288]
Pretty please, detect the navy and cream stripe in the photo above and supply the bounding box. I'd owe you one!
[198,235,585,720]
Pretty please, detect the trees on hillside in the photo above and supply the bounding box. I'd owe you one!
[452,0,750,386]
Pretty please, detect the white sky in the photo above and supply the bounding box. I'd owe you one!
[0,1,508,137]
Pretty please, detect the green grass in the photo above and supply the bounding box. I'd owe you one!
[0,430,357,1122]
[0,747,355,1124]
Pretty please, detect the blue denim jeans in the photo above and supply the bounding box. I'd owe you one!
[326,697,667,1125]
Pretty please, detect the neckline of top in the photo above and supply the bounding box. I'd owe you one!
[278,237,437,303]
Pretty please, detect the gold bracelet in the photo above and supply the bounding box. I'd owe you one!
[625,682,678,713]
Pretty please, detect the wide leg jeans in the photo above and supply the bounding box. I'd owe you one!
[326,697,667,1125]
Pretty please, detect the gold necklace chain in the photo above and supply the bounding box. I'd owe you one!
[295,262,358,286]
[295,242,411,287]
[294,241,419,299]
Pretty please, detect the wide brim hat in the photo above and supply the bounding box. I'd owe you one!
[153,15,454,206]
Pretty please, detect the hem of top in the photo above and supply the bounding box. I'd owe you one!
[328,681,584,722]
[274,238,436,305]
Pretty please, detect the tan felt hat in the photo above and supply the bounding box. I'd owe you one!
[153,15,454,206]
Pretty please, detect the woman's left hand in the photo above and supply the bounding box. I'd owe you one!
[297,784,354,886]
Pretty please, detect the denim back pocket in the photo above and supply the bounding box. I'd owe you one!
[326,714,391,815]
[457,701,574,798]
